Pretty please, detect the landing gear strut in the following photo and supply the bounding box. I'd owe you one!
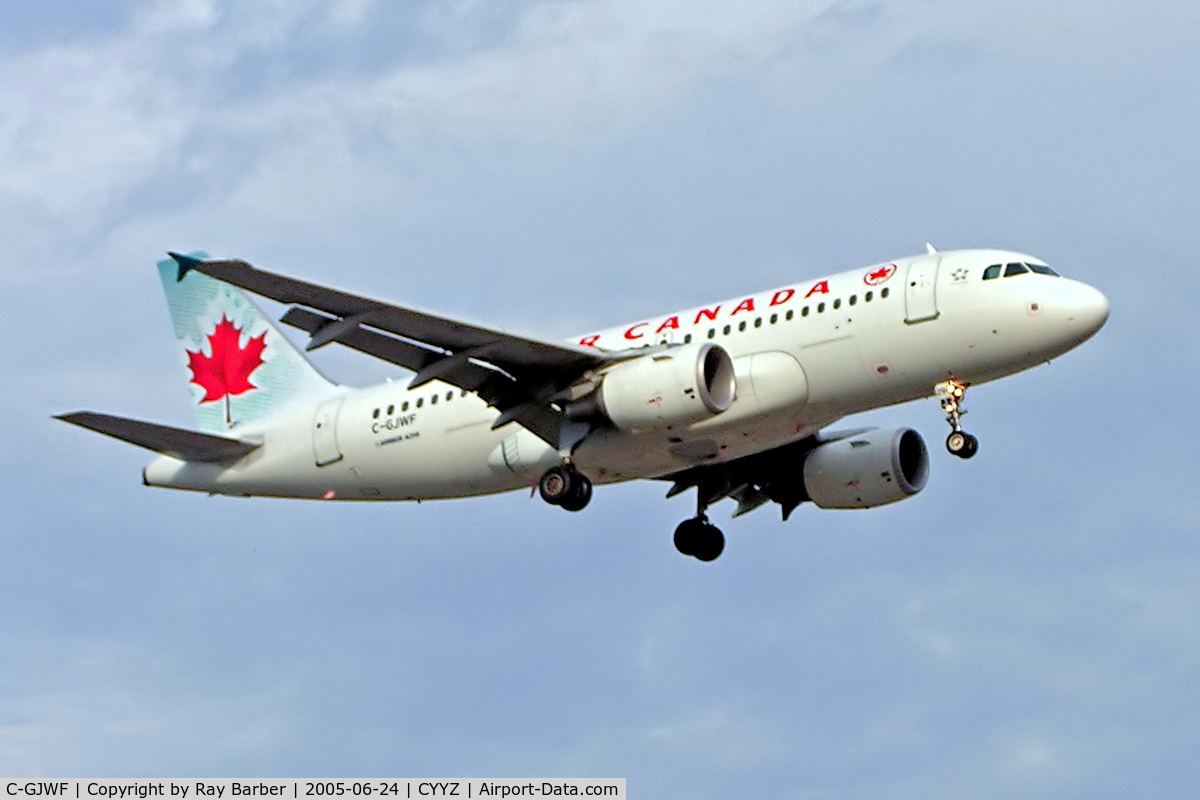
[538,464,593,512]
[935,379,979,459]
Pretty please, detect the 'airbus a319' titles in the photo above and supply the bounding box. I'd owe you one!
[59,245,1108,561]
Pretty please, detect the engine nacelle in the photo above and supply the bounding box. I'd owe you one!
[594,343,736,431]
[803,427,930,509]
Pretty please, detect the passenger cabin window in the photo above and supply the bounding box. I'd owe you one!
[1026,262,1061,276]
[983,264,1002,280]
[684,333,693,344]
[1004,262,1029,277]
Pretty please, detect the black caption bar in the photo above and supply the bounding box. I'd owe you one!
[2,781,626,800]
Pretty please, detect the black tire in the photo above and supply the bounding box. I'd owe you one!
[693,523,725,562]
[959,433,979,459]
[538,466,574,505]
[673,518,704,556]
[946,431,967,455]
[559,475,593,512]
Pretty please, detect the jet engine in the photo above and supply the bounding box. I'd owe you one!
[571,342,736,432]
[802,427,930,509]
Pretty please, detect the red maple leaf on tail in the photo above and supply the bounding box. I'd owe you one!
[187,316,267,423]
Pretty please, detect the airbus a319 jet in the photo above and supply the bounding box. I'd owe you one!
[58,246,1108,561]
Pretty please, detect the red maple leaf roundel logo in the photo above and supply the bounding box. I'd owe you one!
[186,316,267,423]
[864,263,897,286]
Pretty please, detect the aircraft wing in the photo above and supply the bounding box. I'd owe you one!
[660,429,870,520]
[169,253,616,448]
[56,412,261,463]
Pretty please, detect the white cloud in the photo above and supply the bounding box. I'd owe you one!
[0,0,851,231]
[328,0,374,28]
[4,0,1189,253]
[0,42,195,217]
[363,0,834,146]
[133,0,221,36]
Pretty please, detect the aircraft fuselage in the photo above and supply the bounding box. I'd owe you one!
[142,248,1109,502]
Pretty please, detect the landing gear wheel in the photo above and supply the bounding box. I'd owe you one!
[539,465,593,510]
[946,431,979,459]
[673,517,724,561]
[559,474,593,512]
[538,466,574,505]
[673,518,704,557]
[693,524,725,562]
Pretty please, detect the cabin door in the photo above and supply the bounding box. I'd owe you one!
[904,256,941,323]
[312,397,345,467]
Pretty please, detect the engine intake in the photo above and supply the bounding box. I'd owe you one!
[582,343,736,432]
[802,427,929,509]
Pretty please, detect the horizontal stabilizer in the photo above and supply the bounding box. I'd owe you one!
[55,412,261,463]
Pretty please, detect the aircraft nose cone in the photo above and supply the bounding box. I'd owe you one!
[1076,283,1110,335]
[1062,281,1109,343]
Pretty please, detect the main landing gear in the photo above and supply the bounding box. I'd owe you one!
[936,379,979,459]
[538,464,593,512]
[673,515,725,562]
[671,482,726,562]
[537,462,726,561]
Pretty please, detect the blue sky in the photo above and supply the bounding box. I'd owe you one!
[3,1,1199,796]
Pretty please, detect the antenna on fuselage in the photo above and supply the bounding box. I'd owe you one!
[925,242,938,255]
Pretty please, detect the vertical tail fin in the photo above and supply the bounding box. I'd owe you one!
[157,253,336,434]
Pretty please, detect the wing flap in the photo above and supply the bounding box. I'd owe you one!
[660,435,819,520]
[282,308,506,394]
[56,412,260,463]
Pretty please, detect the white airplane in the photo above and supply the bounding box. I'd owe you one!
[58,246,1108,561]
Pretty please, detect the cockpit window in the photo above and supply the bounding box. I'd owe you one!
[1004,262,1029,277]
[1025,262,1060,276]
[983,264,1002,280]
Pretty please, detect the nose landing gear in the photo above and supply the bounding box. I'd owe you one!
[936,379,979,459]
[538,464,593,511]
